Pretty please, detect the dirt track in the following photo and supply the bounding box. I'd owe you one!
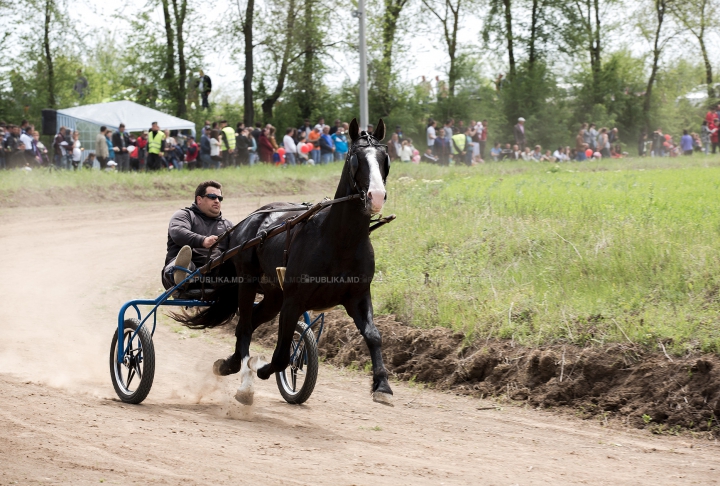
[1,196,719,485]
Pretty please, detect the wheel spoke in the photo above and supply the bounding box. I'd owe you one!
[290,367,297,392]
[126,368,136,389]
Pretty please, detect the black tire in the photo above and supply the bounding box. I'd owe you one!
[275,320,319,404]
[110,318,155,404]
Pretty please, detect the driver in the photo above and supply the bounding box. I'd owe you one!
[162,180,234,290]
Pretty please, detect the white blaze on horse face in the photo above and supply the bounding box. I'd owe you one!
[365,147,386,214]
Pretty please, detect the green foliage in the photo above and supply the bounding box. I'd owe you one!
[570,51,646,142]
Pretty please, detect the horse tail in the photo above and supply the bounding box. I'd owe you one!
[171,264,239,329]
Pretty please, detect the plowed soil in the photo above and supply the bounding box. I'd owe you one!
[255,313,720,435]
[1,196,719,485]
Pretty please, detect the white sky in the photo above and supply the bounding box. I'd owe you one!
[77,0,720,103]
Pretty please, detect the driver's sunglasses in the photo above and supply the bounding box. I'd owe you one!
[202,194,224,202]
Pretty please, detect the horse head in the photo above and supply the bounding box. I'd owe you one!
[346,118,390,215]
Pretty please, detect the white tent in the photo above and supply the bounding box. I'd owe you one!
[57,100,195,134]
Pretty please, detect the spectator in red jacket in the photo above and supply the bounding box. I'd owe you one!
[258,128,274,163]
[706,104,720,126]
[185,136,199,169]
[711,118,720,154]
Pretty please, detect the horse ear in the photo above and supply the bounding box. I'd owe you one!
[349,118,359,142]
[374,119,386,141]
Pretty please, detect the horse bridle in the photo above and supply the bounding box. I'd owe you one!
[346,131,390,203]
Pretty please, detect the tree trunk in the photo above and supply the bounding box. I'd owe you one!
[591,0,602,104]
[261,0,297,121]
[378,0,407,116]
[502,0,515,78]
[161,0,176,89]
[243,0,255,126]
[528,0,539,68]
[699,37,714,99]
[172,0,188,117]
[298,0,315,120]
[643,0,666,131]
[43,0,55,108]
[447,0,461,97]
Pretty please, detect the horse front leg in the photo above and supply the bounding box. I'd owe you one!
[345,293,394,405]
[256,301,303,380]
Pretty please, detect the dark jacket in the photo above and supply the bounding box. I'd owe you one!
[200,134,211,155]
[112,131,131,152]
[319,134,334,155]
[197,74,212,93]
[4,134,19,153]
[165,203,234,266]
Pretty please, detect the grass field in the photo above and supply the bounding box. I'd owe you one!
[375,156,720,354]
[0,164,341,207]
[4,156,720,354]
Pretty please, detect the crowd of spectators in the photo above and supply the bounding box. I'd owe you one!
[3,105,720,171]
[640,104,720,157]
[423,105,720,165]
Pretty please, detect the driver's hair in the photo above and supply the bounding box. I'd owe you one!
[195,180,222,199]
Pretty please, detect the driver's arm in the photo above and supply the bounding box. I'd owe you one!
[168,210,206,248]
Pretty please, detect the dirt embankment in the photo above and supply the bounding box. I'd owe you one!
[254,310,720,435]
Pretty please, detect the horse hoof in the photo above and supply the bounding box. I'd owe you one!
[214,358,240,376]
[256,364,272,380]
[213,359,225,376]
[372,391,394,406]
[234,387,254,406]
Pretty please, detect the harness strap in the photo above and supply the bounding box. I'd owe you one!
[197,194,362,276]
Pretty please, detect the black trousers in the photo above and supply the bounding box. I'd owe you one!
[147,153,163,171]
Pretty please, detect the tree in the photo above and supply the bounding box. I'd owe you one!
[421,0,472,98]
[42,0,56,108]
[482,0,516,78]
[260,0,300,122]
[375,0,412,116]
[159,0,190,117]
[640,0,674,130]
[171,0,189,117]
[554,0,616,106]
[238,0,255,126]
[669,0,717,98]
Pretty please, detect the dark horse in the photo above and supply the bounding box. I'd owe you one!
[177,118,393,405]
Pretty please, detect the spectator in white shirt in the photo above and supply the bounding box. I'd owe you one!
[399,139,414,162]
[426,118,437,148]
[283,127,298,165]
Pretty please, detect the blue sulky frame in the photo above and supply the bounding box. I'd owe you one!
[116,266,325,364]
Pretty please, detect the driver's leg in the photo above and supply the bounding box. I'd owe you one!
[161,245,196,290]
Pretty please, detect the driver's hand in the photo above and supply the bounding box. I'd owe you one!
[203,235,218,248]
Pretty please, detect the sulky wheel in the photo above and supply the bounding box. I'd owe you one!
[109,318,155,404]
[275,320,319,405]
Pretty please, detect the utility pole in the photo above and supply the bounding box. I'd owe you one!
[354,0,369,131]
